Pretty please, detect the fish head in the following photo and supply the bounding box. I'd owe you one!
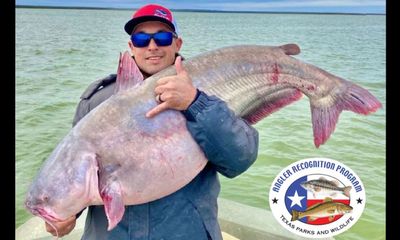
[337,203,353,214]
[300,181,311,191]
[25,136,99,223]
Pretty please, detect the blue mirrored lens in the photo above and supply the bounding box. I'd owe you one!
[153,32,173,46]
[131,33,151,47]
[131,32,174,48]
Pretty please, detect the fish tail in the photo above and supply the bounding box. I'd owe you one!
[291,209,299,221]
[343,186,352,198]
[311,81,381,147]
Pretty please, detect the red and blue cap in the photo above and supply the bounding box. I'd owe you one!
[124,4,178,35]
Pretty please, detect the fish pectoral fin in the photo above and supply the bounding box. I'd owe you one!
[328,216,335,222]
[100,181,125,231]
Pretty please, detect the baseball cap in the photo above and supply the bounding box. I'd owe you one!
[124,4,178,35]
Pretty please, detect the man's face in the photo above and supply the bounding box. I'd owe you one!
[129,21,182,75]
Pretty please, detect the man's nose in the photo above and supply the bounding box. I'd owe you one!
[148,38,158,50]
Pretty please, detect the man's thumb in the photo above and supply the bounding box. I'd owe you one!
[175,56,185,74]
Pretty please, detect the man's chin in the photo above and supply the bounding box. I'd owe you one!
[142,65,168,75]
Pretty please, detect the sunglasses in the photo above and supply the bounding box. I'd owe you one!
[131,31,177,48]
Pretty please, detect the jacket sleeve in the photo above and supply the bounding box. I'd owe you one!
[182,90,259,178]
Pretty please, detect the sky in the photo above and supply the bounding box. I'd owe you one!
[16,0,386,14]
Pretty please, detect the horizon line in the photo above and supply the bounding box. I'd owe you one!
[15,5,386,16]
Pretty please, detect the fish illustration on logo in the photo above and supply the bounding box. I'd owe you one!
[291,197,353,222]
[300,177,352,198]
[283,175,352,225]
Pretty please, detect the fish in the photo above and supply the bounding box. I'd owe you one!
[291,197,353,222]
[300,177,352,198]
[25,44,381,233]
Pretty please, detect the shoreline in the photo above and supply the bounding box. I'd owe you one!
[15,5,385,16]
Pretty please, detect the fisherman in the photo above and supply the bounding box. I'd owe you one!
[44,4,259,240]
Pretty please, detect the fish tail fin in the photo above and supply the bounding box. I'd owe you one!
[311,81,381,147]
[291,209,299,221]
[343,186,352,198]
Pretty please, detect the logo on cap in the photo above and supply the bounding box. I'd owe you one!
[155,9,168,17]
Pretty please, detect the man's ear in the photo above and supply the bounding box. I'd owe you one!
[175,37,183,52]
[128,41,136,56]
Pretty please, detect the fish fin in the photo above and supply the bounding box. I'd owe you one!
[279,44,301,56]
[309,216,318,221]
[324,197,333,202]
[115,51,144,93]
[100,181,125,231]
[311,81,381,148]
[328,216,335,222]
[318,176,327,181]
[343,186,352,198]
[291,209,299,221]
[243,88,302,124]
[331,180,340,186]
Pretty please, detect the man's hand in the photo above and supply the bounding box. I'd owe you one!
[45,215,76,237]
[146,56,197,118]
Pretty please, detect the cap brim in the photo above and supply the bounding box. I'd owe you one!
[124,16,176,35]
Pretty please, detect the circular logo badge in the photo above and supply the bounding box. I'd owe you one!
[269,157,366,238]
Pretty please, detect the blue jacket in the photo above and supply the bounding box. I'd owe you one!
[73,74,259,240]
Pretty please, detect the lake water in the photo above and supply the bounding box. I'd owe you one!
[16,8,385,240]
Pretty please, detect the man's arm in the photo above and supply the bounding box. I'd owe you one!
[182,90,259,178]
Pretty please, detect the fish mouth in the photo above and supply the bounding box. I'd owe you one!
[28,206,62,222]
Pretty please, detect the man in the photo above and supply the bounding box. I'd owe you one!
[45,4,259,240]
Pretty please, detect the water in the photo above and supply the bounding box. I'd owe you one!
[16,8,385,240]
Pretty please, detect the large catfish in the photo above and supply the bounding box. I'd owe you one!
[25,44,381,234]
